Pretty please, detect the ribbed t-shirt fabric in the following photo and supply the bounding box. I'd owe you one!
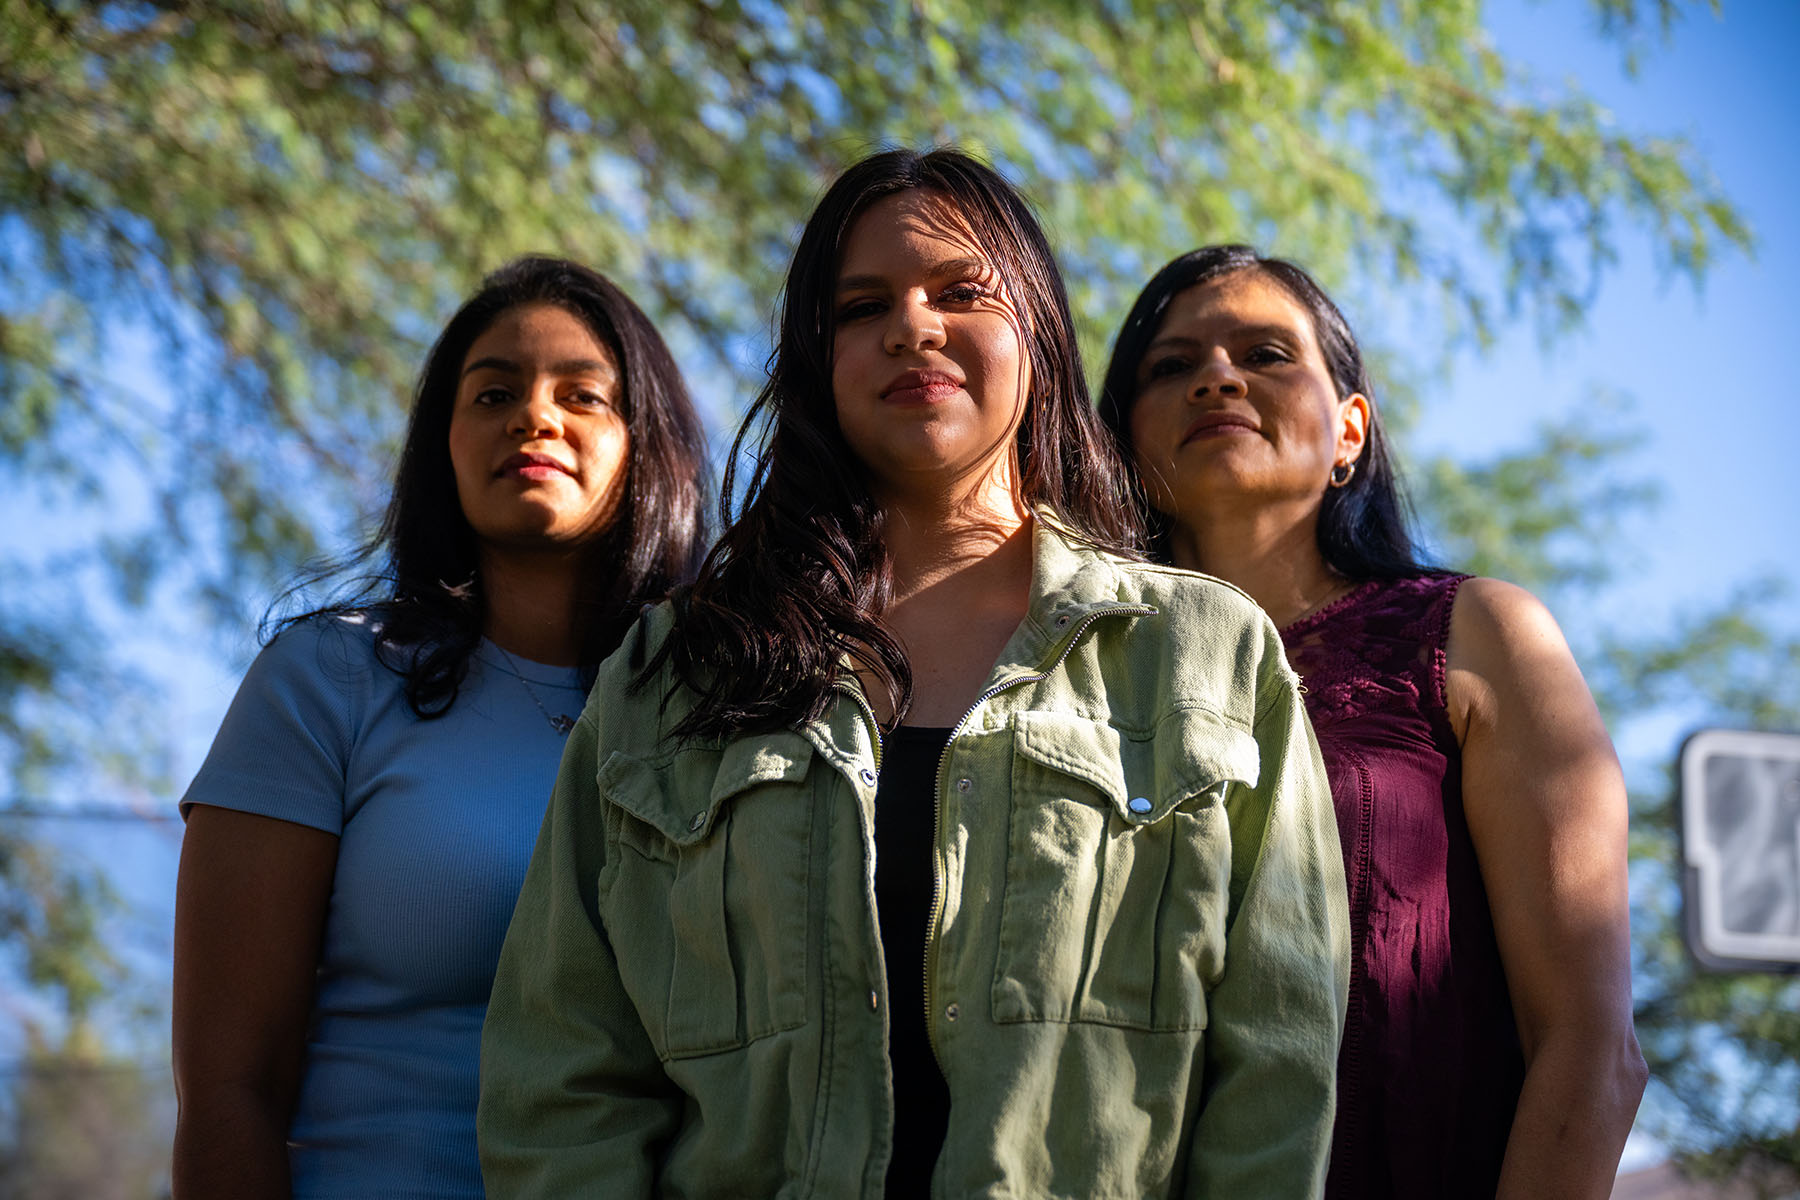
[180,615,586,1199]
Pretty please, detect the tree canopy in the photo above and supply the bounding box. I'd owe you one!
[2,0,1745,614]
[2,0,1790,1180]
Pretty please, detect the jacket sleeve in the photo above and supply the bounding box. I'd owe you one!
[477,707,680,1197]
[1184,628,1350,1198]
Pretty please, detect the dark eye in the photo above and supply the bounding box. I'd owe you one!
[473,386,512,407]
[938,281,991,305]
[1144,355,1191,381]
[1244,344,1293,366]
[837,297,884,323]
[567,387,614,409]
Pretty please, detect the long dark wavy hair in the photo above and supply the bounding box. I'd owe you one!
[272,255,711,717]
[1098,244,1429,580]
[648,147,1140,739]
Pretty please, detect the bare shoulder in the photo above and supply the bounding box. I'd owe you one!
[1447,576,1576,672]
[1449,576,1566,650]
[1445,577,1584,740]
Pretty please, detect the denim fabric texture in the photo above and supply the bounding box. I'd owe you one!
[478,516,1350,1199]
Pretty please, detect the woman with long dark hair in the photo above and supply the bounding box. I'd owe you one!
[1099,245,1645,1199]
[172,256,710,1199]
[479,152,1348,1198]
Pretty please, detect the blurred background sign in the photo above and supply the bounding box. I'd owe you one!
[1681,729,1800,971]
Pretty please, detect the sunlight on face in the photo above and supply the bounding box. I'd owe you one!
[1128,270,1358,524]
[830,190,1031,508]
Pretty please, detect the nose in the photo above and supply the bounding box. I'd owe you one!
[1189,353,1245,402]
[508,378,565,439]
[884,293,945,354]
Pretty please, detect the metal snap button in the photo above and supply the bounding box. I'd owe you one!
[1128,796,1153,816]
[956,778,973,793]
[1054,614,1071,627]
[859,767,877,786]
[944,1003,960,1021]
[688,811,706,831]
[869,991,880,1012]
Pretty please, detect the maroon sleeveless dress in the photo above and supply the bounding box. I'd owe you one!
[1281,574,1525,1200]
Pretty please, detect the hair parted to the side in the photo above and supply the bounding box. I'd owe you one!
[1098,244,1430,581]
[648,146,1141,740]
[270,255,711,717]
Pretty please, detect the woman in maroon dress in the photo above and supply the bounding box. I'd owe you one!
[1099,245,1645,1199]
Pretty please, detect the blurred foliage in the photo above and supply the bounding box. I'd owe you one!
[0,834,119,1027]
[1601,603,1800,1184]
[1413,389,1656,594]
[0,0,1788,1179]
[0,1027,173,1199]
[1431,425,1800,1171]
[0,0,1748,619]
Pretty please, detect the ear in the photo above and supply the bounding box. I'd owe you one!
[1337,393,1370,466]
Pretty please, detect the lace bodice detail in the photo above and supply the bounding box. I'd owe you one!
[1280,574,1460,732]
[1278,572,1525,1200]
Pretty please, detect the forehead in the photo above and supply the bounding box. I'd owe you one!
[1153,270,1318,347]
[837,190,989,279]
[463,303,617,370]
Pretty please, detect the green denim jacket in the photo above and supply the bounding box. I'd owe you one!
[479,517,1349,1199]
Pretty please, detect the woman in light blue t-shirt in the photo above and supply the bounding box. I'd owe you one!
[171,256,711,1199]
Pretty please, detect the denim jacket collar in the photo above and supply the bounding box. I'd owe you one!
[815,511,1155,775]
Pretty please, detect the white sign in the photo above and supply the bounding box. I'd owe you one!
[1680,728,1800,970]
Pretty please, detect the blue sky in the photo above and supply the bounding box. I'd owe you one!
[1420,0,1798,633]
[3,0,1793,1172]
[35,0,1796,788]
[1412,7,1800,1160]
[108,0,1788,780]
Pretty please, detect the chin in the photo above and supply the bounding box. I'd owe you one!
[1156,472,1258,517]
[474,517,601,554]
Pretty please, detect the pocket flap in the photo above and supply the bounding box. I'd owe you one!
[710,731,815,807]
[599,732,815,846]
[1013,709,1259,825]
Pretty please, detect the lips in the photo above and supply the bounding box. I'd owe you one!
[497,451,573,480]
[880,368,963,405]
[1181,411,1259,444]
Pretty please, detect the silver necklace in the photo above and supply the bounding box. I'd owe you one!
[492,644,578,735]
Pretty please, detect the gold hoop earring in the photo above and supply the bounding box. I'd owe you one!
[1329,460,1356,488]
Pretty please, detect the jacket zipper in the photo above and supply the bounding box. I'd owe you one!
[920,602,1157,1062]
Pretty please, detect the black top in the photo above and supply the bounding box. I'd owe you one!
[875,724,954,1199]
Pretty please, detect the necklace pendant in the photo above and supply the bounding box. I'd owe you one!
[490,642,579,737]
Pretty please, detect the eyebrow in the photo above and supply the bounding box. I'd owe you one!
[1143,323,1304,355]
[460,356,615,378]
[836,256,992,293]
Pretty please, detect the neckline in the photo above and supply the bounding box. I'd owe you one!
[1279,579,1382,637]
[477,639,587,687]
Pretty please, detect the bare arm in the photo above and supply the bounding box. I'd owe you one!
[171,805,338,1200]
[1447,578,1647,1200]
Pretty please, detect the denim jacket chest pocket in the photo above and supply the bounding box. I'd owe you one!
[597,732,816,1060]
[994,708,1260,1032]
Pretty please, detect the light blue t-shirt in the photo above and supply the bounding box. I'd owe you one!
[181,616,588,1199]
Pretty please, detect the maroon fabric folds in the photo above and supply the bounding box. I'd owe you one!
[1282,574,1524,1200]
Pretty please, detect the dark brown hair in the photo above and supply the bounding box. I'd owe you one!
[1098,244,1428,580]
[648,147,1139,738]
[274,255,711,715]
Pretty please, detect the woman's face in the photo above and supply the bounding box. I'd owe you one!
[830,190,1031,503]
[1127,270,1366,525]
[447,303,631,556]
